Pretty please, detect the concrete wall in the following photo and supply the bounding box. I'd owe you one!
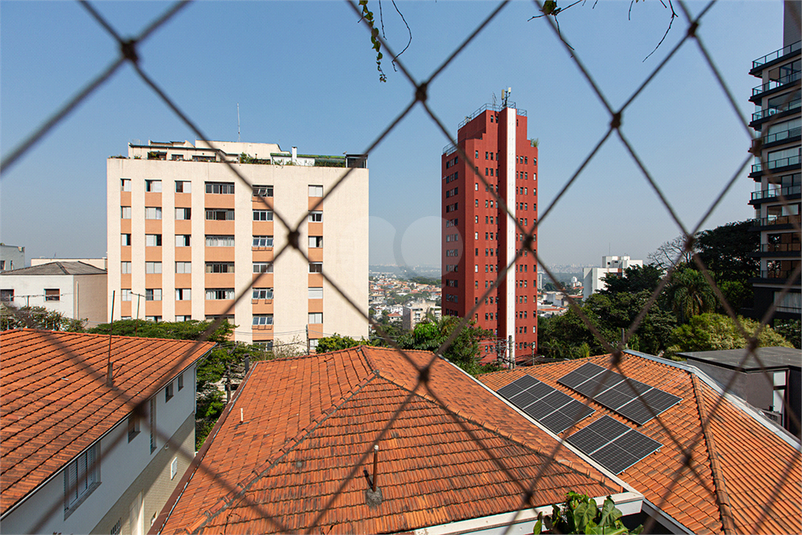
[0,244,25,271]
[0,272,107,325]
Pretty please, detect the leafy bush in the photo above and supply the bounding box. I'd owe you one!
[533,492,641,535]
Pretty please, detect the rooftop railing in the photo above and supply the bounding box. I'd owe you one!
[457,103,528,130]
[752,40,801,69]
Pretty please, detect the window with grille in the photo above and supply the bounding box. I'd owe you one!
[205,182,234,194]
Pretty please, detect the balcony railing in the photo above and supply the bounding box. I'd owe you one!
[758,269,801,280]
[752,72,801,96]
[759,243,801,253]
[763,126,801,145]
[753,214,802,227]
[751,185,802,200]
[752,155,801,173]
[753,40,801,69]
[752,98,801,121]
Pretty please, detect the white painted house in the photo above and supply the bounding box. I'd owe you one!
[0,329,215,535]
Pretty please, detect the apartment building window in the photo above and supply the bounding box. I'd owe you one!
[121,289,132,301]
[253,185,273,197]
[308,312,323,323]
[165,382,174,402]
[145,207,162,220]
[145,289,162,301]
[205,182,234,194]
[205,262,235,273]
[205,288,234,300]
[145,180,162,192]
[121,178,131,192]
[175,235,191,247]
[308,185,323,197]
[309,262,323,273]
[253,236,273,248]
[205,235,235,247]
[253,288,273,300]
[308,287,323,299]
[145,234,162,247]
[173,289,190,301]
[121,262,132,274]
[308,236,323,248]
[175,208,191,220]
[175,261,191,274]
[121,206,132,219]
[64,443,99,512]
[145,262,162,274]
[308,211,323,222]
[175,181,191,193]
[176,315,192,322]
[253,262,273,273]
[253,210,273,221]
[206,209,235,220]
[45,288,60,301]
[121,234,132,246]
[253,314,274,325]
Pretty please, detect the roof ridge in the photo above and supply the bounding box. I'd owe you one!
[192,368,382,532]
[691,374,737,535]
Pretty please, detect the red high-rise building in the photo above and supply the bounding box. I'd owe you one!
[441,93,538,365]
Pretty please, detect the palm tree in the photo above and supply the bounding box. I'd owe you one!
[667,268,716,324]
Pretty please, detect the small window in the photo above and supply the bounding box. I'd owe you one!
[149,398,156,453]
[145,289,162,301]
[175,181,191,193]
[309,262,323,273]
[253,210,273,221]
[253,288,274,300]
[145,180,162,192]
[205,182,234,194]
[205,288,235,300]
[205,262,235,273]
[253,236,273,248]
[308,185,323,197]
[308,312,323,324]
[253,314,273,325]
[121,262,132,274]
[145,262,162,274]
[308,287,323,299]
[253,185,273,197]
[178,373,184,391]
[121,206,132,219]
[253,262,273,273]
[64,443,100,511]
[121,289,132,301]
[121,234,132,246]
[205,235,235,247]
[308,211,323,222]
[44,288,60,301]
[127,415,140,442]
[121,179,132,192]
[175,262,191,274]
[145,234,162,247]
[308,236,323,248]
[175,288,191,301]
[165,382,174,402]
[175,207,191,220]
[145,207,162,220]
[170,457,178,480]
[205,209,235,220]
[175,235,191,247]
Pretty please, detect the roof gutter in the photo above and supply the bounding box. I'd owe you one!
[641,498,694,535]
[414,491,643,535]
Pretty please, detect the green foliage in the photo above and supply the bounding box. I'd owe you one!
[533,492,641,535]
[88,319,234,343]
[600,265,663,296]
[695,220,759,284]
[0,304,86,332]
[664,267,716,324]
[316,333,363,353]
[392,316,491,375]
[195,388,224,449]
[773,319,801,349]
[666,313,793,357]
[359,1,386,82]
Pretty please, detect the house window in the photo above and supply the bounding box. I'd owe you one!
[253,314,274,325]
[205,182,234,194]
[308,287,323,299]
[175,208,191,220]
[175,235,191,247]
[44,288,60,301]
[308,211,323,222]
[165,382,174,402]
[121,234,132,246]
[121,262,132,274]
[121,206,132,219]
[145,207,162,220]
[253,210,273,221]
[145,234,162,247]
[205,262,235,273]
[145,289,162,301]
[253,288,273,299]
[145,180,162,192]
[205,288,234,300]
[205,209,234,220]
[253,236,273,248]
[1,289,15,302]
[309,262,323,273]
[127,414,140,442]
[170,457,178,480]
[175,262,191,274]
[253,185,273,197]
[178,373,184,391]
[308,312,323,323]
[145,262,162,274]
[64,443,99,512]
[121,289,132,301]
[175,181,191,193]
[175,289,191,301]
[308,236,323,248]
[308,185,323,197]
[121,179,131,192]
[253,262,273,273]
[205,235,235,247]
[149,398,156,453]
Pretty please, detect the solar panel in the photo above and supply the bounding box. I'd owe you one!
[557,364,681,425]
[498,375,595,434]
[567,415,662,474]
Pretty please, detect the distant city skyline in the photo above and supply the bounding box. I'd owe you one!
[1,2,781,269]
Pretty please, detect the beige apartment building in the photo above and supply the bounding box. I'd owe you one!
[107,140,369,347]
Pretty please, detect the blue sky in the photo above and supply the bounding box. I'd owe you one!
[0,1,782,270]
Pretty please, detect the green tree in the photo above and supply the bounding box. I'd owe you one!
[774,319,801,349]
[600,264,663,296]
[316,333,362,353]
[666,313,793,357]
[533,491,642,535]
[1,304,85,332]
[696,220,759,284]
[88,318,235,343]
[664,267,716,324]
[394,316,492,375]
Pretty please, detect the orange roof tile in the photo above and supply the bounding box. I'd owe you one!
[0,329,215,515]
[479,352,802,535]
[157,346,626,534]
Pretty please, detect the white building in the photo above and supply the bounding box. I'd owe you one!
[0,261,107,326]
[0,329,215,535]
[0,243,25,272]
[107,140,369,347]
[582,255,643,300]
[402,300,442,331]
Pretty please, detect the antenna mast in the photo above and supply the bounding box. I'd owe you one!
[237,103,241,142]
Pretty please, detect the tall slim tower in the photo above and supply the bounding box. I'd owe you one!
[441,91,539,364]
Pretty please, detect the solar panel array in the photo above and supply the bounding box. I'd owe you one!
[567,415,662,474]
[497,375,594,434]
[557,363,682,425]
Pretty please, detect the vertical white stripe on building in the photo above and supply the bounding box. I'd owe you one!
[505,111,516,357]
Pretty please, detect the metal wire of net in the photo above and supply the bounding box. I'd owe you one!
[1,0,800,533]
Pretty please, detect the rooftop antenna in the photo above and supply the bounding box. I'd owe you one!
[237,103,241,142]
[491,92,497,107]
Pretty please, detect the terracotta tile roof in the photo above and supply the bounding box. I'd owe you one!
[158,346,626,534]
[0,329,215,515]
[479,352,802,535]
